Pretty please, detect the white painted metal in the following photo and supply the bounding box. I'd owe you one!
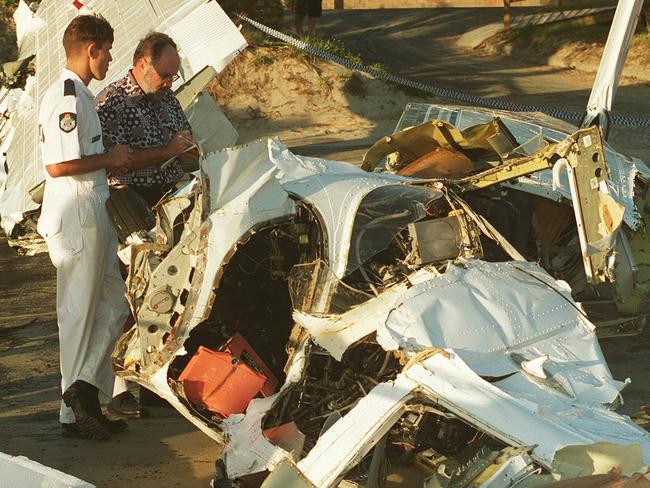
[521,355,549,379]
[377,260,625,402]
[13,0,42,56]
[291,259,650,479]
[581,0,645,135]
[164,141,296,364]
[268,138,415,278]
[405,354,650,468]
[163,1,247,77]
[0,451,95,488]
[293,275,415,361]
[110,141,650,483]
[296,375,418,488]
[0,78,36,234]
[185,92,239,154]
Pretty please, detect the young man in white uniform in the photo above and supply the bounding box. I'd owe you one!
[38,15,134,440]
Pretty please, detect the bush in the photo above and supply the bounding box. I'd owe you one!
[341,72,366,97]
[254,52,275,67]
[310,37,363,65]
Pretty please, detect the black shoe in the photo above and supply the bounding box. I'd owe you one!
[62,380,110,441]
[99,416,128,434]
[108,391,150,418]
[61,422,85,439]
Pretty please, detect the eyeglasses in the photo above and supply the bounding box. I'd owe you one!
[157,71,180,83]
[150,62,180,83]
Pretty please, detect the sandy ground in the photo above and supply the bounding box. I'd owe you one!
[3,8,650,488]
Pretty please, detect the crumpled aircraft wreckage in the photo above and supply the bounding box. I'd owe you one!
[3,0,650,487]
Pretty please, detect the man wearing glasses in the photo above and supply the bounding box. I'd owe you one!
[96,32,196,208]
[95,32,196,417]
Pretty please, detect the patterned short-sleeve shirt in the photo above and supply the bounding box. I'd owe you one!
[95,71,191,186]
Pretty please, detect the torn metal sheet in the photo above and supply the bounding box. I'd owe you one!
[0,451,94,488]
[260,458,317,488]
[552,442,645,478]
[222,340,309,479]
[115,140,296,373]
[103,5,650,480]
[292,272,415,361]
[405,353,650,468]
[12,1,41,59]
[296,374,418,488]
[423,447,538,488]
[0,77,36,234]
[6,0,650,485]
[581,0,644,135]
[393,103,650,231]
[377,260,625,404]
[290,259,648,474]
[268,138,418,278]
[472,451,539,488]
[148,361,222,442]
[162,1,247,76]
[185,91,239,154]
[112,135,650,487]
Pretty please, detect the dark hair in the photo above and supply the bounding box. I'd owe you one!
[132,32,178,66]
[62,15,114,56]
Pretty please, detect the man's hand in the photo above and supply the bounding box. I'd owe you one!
[107,144,135,169]
[109,165,131,176]
[45,144,134,178]
[178,145,200,162]
[166,131,195,158]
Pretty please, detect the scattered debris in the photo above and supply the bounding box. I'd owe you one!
[3,1,650,487]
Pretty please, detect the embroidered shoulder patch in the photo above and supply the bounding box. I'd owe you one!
[59,112,77,133]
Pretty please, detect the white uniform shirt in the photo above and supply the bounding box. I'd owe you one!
[37,68,108,257]
[38,68,106,193]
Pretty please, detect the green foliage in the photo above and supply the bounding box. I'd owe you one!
[287,44,309,59]
[0,1,17,66]
[220,0,285,29]
[341,72,366,97]
[241,24,277,47]
[368,62,388,74]
[309,37,363,65]
[254,52,275,67]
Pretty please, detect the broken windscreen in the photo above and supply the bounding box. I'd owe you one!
[346,185,442,275]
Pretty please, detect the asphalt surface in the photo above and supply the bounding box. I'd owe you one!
[316,8,650,119]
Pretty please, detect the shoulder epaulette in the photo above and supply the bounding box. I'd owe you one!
[63,79,76,97]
